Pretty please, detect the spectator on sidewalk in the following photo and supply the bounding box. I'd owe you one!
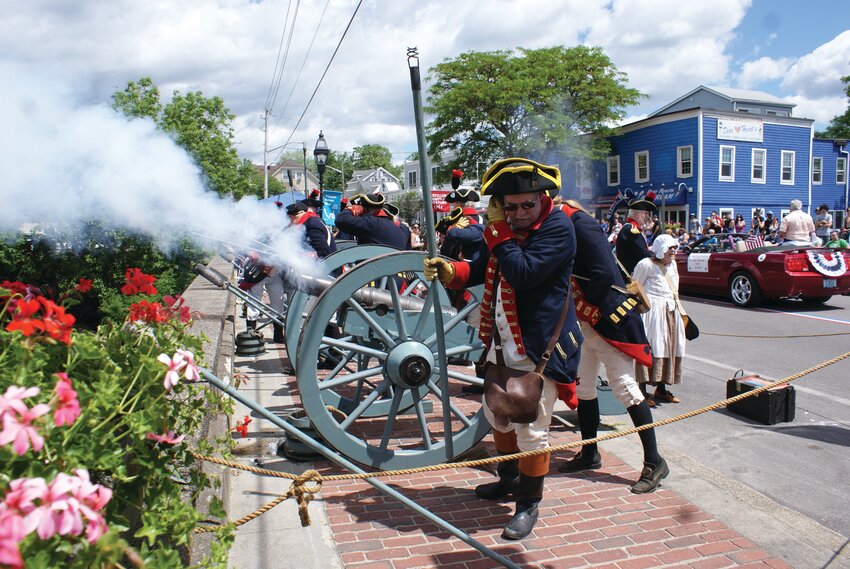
[824,230,849,249]
[815,204,833,245]
[778,200,816,246]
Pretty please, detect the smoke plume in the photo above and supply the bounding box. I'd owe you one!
[0,63,315,274]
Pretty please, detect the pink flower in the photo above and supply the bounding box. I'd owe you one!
[0,391,50,455]
[176,349,201,382]
[53,373,81,427]
[157,352,187,391]
[69,470,112,543]
[0,386,40,419]
[146,431,185,445]
[0,510,25,569]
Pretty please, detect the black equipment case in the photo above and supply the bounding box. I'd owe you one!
[725,372,795,425]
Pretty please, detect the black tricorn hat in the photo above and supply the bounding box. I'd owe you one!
[480,158,561,197]
[358,192,385,207]
[627,191,657,213]
[445,188,480,203]
[383,203,399,216]
[286,202,308,215]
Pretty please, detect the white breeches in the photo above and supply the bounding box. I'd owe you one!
[575,322,645,408]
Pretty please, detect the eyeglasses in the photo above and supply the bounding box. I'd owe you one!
[503,200,538,212]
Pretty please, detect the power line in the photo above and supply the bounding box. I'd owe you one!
[274,0,330,129]
[271,0,363,164]
[267,0,301,112]
[264,0,294,110]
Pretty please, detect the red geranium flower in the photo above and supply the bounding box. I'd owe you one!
[5,299,44,337]
[38,299,75,345]
[120,268,157,296]
[163,295,191,324]
[234,415,252,438]
[76,278,93,293]
[128,300,169,324]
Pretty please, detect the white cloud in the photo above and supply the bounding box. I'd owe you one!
[736,56,795,89]
[782,30,850,99]
[783,95,847,126]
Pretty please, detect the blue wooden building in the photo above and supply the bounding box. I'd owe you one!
[563,86,850,231]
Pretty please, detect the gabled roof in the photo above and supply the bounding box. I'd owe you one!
[649,85,795,118]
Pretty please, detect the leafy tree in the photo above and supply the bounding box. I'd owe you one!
[111,77,162,120]
[352,144,403,180]
[426,46,644,170]
[395,191,424,224]
[323,150,354,193]
[816,74,850,139]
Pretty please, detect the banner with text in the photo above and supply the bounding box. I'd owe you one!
[717,118,763,143]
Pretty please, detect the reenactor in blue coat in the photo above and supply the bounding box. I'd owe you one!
[438,188,485,262]
[556,200,669,494]
[334,192,410,250]
[425,158,582,540]
[615,192,658,277]
[286,201,337,259]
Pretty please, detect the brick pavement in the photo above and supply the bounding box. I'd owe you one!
[271,354,791,569]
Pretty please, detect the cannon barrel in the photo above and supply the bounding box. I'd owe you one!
[194,263,455,317]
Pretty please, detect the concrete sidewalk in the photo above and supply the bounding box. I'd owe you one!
[219,306,849,569]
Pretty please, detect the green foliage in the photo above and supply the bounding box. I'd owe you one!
[351,144,403,180]
[816,74,850,139]
[111,78,258,199]
[0,227,207,327]
[1,280,234,568]
[426,45,644,170]
[395,191,425,224]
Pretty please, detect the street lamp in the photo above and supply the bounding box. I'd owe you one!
[313,131,329,203]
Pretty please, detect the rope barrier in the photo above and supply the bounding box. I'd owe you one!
[703,331,850,338]
[191,350,850,532]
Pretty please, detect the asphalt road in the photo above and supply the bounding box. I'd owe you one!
[647,288,850,539]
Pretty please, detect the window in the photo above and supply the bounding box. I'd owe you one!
[408,170,417,189]
[634,151,649,183]
[780,150,795,185]
[677,146,693,178]
[431,166,438,185]
[607,156,620,186]
[812,157,822,184]
[574,159,589,188]
[663,209,686,227]
[719,145,735,181]
[751,149,766,183]
[838,158,847,184]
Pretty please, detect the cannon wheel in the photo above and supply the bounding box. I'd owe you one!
[285,245,397,368]
[296,251,490,470]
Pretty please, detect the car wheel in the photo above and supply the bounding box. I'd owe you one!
[804,295,830,304]
[729,271,763,307]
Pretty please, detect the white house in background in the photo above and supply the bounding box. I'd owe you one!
[253,159,320,194]
[345,168,401,200]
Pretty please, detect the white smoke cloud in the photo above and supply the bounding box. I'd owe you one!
[0,62,316,275]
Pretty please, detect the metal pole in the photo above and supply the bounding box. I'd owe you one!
[199,368,520,569]
[408,48,454,459]
[303,144,308,198]
[263,109,270,199]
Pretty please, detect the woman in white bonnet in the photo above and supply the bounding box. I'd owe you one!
[632,234,686,406]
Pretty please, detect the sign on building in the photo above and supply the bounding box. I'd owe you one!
[717,118,763,143]
[432,190,450,212]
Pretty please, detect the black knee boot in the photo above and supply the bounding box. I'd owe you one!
[559,398,602,472]
[502,473,544,540]
[246,319,257,330]
[272,323,284,343]
[475,455,519,500]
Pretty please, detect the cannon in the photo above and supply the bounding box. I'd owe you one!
[195,249,489,470]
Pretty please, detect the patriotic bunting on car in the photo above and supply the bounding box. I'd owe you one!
[806,250,847,277]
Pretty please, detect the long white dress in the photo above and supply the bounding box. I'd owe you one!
[632,257,686,384]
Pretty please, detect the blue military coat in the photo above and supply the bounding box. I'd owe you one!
[335,209,410,250]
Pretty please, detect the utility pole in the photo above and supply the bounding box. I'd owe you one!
[262,108,270,199]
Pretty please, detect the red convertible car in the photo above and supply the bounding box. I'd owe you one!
[675,234,850,307]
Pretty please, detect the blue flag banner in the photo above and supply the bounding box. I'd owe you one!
[322,190,342,225]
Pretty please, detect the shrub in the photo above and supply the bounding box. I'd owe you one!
[0,271,234,568]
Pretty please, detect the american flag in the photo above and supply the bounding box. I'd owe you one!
[744,234,764,251]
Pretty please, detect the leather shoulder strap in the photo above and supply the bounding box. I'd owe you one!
[535,288,572,374]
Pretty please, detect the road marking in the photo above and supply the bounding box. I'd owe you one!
[753,306,850,325]
[685,353,850,407]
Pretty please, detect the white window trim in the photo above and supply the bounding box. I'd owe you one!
[634,150,649,183]
[838,157,847,184]
[780,150,795,185]
[719,145,735,182]
[607,155,620,186]
[812,157,822,185]
[751,148,767,184]
[677,145,693,178]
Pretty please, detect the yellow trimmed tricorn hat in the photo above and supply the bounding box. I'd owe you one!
[383,203,399,216]
[350,192,386,207]
[480,158,561,196]
[627,191,657,213]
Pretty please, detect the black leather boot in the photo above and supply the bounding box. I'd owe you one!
[246,319,257,330]
[475,457,518,500]
[502,474,544,540]
[272,323,284,343]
